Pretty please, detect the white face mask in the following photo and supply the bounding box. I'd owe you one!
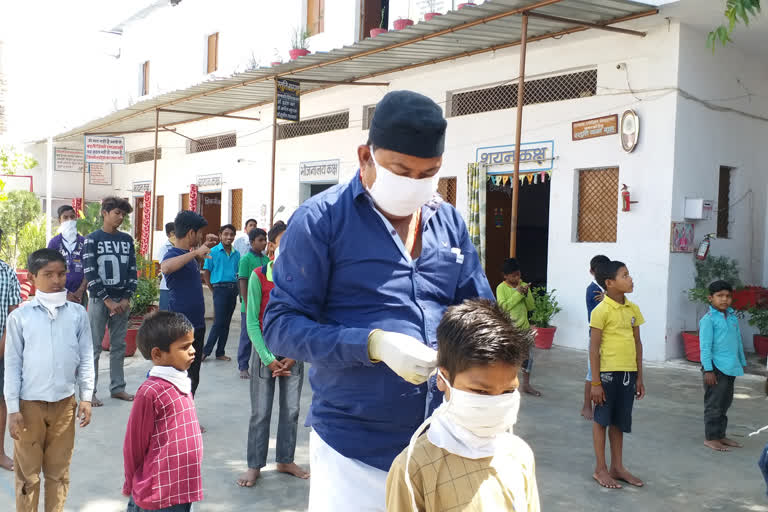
[60,219,78,242]
[35,290,68,319]
[366,147,436,217]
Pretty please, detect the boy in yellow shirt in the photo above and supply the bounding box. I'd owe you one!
[589,260,645,490]
[496,258,540,396]
[386,298,539,512]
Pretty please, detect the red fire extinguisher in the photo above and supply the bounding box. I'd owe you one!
[696,234,715,260]
[621,184,637,212]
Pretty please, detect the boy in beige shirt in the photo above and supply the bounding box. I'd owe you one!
[386,298,539,512]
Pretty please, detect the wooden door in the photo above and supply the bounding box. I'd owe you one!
[200,192,221,239]
[135,197,145,244]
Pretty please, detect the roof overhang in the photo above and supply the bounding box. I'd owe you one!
[53,0,659,142]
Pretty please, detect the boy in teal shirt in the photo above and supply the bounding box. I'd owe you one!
[236,228,269,378]
[496,258,539,396]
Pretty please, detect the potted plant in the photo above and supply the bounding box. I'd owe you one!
[371,7,388,37]
[529,287,562,349]
[749,306,768,357]
[393,17,414,30]
[424,0,441,21]
[289,27,311,60]
[733,286,768,310]
[684,255,742,362]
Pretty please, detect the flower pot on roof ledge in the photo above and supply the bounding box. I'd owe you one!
[289,48,310,60]
[458,2,476,9]
[393,18,414,30]
[270,61,283,67]
[370,28,388,37]
[424,12,442,21]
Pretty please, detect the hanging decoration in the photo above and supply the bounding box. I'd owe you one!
[189,184,199,212]
[502,176,509,186]
[140,191,151,256]
[71,197,84,218]
[494,208,504,228]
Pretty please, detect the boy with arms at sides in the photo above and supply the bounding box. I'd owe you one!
[155,222,175,311]
[48,205,88,305]
[699,280,745,452]
[236,228,269,379]
[581,254,610,420]
[237,221,308,487]
[386,298,539,512]
[5,249,94,512]
[234,218,259,258]
[84,196,137,407]
[123,311,203,512]
[202,224,240,361]
[0,228,22,471]
[589,260,645,489]
[160,211,211,398]
[496,257,540,397]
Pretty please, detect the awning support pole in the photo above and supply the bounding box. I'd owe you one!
[269,78,278,227]
[510,13,528,258]
[149,109,160,262]
[81,147,86,208]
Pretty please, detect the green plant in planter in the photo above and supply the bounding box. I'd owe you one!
[687,255,742,306]
[748,307,768,336]
[131,277,159,317]
[291,27,311,49]
[529,287,562,328]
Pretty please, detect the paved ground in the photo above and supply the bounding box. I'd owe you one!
[1,315,767,511]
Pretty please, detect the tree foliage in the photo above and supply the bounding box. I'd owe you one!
[0,191,42,268]
[708,0,761,51]
[17,215,46,273]
[0,146,39,202]
[76,201,131,236]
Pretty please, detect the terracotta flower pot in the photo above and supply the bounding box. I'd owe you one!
[533,326,556,349]
[682,331,700,362]
[424,12,442,21]
[289,48,310,60]
[270,61,282,67]
[370,28,388,37]
[755,334,768,357]
[458,2,476,9]
[393,19,414,30]
[101,316,142,357]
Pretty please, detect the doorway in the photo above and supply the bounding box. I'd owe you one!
[485,176,550,292]
[135,196,145,243]
[200,192,221,239]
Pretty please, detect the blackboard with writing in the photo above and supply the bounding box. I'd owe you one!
[276,79,300,122]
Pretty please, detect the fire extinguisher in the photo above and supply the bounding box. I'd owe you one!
[696,233,715,260]
[621,184,637,212]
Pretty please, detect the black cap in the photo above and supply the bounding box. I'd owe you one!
[369,91,447,158]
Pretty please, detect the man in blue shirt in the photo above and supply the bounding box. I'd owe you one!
[202,224,240,361]
[264,91,493,511]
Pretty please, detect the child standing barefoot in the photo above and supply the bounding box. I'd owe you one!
[123,312,203,511]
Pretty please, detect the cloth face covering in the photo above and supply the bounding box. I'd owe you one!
[60,220,78,252]
[149,365,192,395]
[35,290,68,319]
[366,147,436,217]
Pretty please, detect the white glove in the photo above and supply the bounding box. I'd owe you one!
[368,330,437,385]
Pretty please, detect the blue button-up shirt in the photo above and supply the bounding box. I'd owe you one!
[4,299,95,414]
[203,243,240,284]
[264,171,493,471]
[699,306,746,376]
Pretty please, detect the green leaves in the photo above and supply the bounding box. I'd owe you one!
[0,146,39,176]
[708,0,761,52]
[0,191,43,268]
[687,255,742,305]
[530,287,562,328]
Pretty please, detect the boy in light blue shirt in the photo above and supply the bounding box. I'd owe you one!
[699,280,746,452]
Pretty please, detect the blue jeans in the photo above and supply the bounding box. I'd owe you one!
[237,312,252,371]
[204,283,239,357]
[759,444,768,495]
[127,496,191,511]
[159,289,170,310]
[246,351,304,469]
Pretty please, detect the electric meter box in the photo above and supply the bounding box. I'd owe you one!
[684,198,713,220]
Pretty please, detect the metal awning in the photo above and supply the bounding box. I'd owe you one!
[53,0,658,141]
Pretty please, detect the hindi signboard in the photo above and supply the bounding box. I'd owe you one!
[84,135,125,164]
[572,115,618,141]
[54,148,84,172]
[276,79,300,122]
[475,140,555,175]
[88,163,112,185]
[132,181,152,194]
[299,159,340,184]
[196,173,222,190]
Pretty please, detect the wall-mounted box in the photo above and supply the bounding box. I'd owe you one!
[684,198,713,220]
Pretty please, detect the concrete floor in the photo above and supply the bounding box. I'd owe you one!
[1,316,767,511]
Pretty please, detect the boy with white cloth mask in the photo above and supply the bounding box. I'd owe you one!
[386,299,540,512]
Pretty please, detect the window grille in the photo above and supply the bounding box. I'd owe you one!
[155,195,164,231]
[231,189,243,229]
[577,167,619,243]
[449,69,597,118]
[277,111,349,140]
[438,177,457,206]
[127,147,162,164]
[362,105,376,130]
[187,133,236,154]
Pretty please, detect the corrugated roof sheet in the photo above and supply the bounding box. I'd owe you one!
[54,0,658,141]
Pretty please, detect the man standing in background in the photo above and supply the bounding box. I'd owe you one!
[236,228,269,379]
[48,205,87,305]
[234,219,259,258]
[155,222,175,310]
[203,224,240,361]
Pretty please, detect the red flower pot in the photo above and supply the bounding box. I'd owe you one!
[393,19,414,30]
[682,331,700,362]
[289,48,310,60]
[270,61,282,67]
[755,335,768,357]
[101,316,141,357]
[458,2,476,9]
[370,28,388,37]
[424,13,442,21]
[733,287,768,310]
[16,269,35,298]
[533,326,556,349]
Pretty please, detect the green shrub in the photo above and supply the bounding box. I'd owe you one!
[130,277,159,317]
[530,287,562,328]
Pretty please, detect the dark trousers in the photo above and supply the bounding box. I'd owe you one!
[127,497,191,512]
[159,289,170,310]
[237,312,252,371]
[204,283,238,357]
[190,327,206,396]
[703,367,735,440]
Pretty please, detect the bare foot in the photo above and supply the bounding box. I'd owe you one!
[0,454,13,471]
[593,468,622,489]
[580,405,593,421]
[721,438,743,448]
[704,440,729,452]
[521,383,542,397]
[240,370,251,379]
[111,391,134,402]
[277,462,310,479]
[217,355,232,362]
[92,395,104,407]
[236,468,261,487]
[610,467,644,487]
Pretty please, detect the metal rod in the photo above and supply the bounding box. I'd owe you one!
[81,145,86,208]
[510,14,528,259]
[287,78,390,86]
[45,136,53,244]
[269,79,278,227]
[526,10,646,37]
[84,128,176,136]
[156,108,261,121]
[149,109,160,262]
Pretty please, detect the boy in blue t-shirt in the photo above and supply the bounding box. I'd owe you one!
[581,254,610,420]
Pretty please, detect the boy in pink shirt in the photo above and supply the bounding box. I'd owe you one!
[123,311,203,511]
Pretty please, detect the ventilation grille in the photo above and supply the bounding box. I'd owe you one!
[128,148,162,164]
[577,167,619,243]
[278,111,349,140]
[187,133,236,154]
